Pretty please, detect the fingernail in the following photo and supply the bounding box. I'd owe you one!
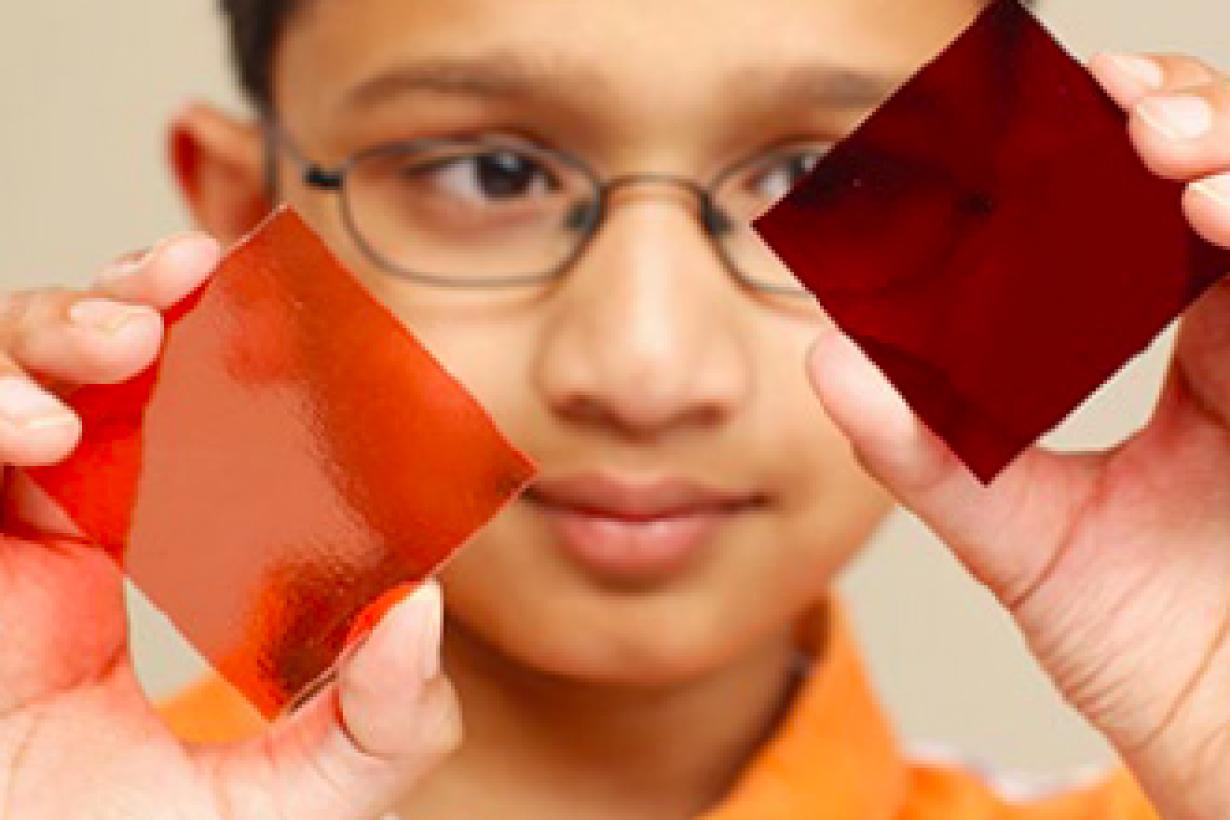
[97,249,152,287]
[1192,174,1230,209]
[1137,95,1214,141]
[1108,54,1163,89]
[159,233,222,274]
[96,233,218,292]
[407,582,443,681]
[68,299,158,335]
[344,582,419,652]
[147,234,222,309]
[0,377,76,431]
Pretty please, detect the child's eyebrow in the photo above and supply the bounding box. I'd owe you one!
[338,52,898,113]
[743,64,902,111]
[338,54,607,110]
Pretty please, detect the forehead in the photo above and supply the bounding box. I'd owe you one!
[275,0,983,120]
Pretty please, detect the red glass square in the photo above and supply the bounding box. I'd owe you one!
[29,207,535,716]
[755,0,1230,482]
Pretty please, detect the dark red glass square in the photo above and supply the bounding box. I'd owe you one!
[755,0,1230,482]
[29,207,535,715]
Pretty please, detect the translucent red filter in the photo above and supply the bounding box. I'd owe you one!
[755,0,1230,482]
[29,206,536,716]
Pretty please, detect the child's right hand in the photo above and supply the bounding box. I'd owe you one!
[0,234,460,819]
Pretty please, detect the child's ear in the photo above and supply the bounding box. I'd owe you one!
[168,102,272,245]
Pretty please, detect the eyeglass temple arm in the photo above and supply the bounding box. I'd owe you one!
[262,121,344,192]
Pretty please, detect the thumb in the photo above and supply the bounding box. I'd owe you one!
[805,327,1098,604]
[203,579,461,820]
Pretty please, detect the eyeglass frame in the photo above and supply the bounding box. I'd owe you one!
[264,123,813,297]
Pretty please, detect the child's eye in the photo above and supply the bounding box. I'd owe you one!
[748,150,828,201]
[409,149,560,204]
[347,142,588,248]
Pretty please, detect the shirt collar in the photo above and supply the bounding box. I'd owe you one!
[702,599,907,819]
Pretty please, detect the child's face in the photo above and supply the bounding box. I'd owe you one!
[257,0,980,684]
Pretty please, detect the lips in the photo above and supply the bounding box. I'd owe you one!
[525,474,765,583]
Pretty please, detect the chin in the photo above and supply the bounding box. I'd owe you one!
[551,622,741,687]
[443,563,795,690]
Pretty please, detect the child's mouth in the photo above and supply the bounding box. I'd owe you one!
[524,473,766,584]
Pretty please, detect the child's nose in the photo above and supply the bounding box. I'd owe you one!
[533,192,753,439]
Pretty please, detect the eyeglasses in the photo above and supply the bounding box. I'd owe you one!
[269,127,825,296]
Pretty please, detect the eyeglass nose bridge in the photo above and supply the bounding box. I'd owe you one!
[601,172,708,200]
[558,172,762,294]
[557,171,764,297]
[589,173,732,237]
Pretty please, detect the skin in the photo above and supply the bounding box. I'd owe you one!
[0,0,1229,817]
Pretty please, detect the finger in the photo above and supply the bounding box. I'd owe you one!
[805,328,1101,605]
[334,580,458,765]
[1090,53,1219,110]
[8,291,164,387]
[1185,172,1230,248]
[5,231,220,388]
[207,580,460,820]
[95,232,221,310]
[1126,79,1230,182]
[0,367,81,467]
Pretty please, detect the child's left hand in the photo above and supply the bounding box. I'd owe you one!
[807,52,1230,819]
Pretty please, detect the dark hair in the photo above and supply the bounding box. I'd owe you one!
[219,0,301,110]
[219,0,1038,111]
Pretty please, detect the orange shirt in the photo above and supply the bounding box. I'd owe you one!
[160,604,1159,818]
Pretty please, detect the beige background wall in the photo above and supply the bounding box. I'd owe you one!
[2,0,1226,778]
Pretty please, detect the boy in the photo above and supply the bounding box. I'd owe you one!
[1,0,1228,817]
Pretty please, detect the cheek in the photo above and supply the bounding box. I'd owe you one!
[285,196,542,423]
[746,305,883,521]
[744,326,893,607]
[353,276,545,438]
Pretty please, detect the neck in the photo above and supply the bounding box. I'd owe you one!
[400,609,823,820]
